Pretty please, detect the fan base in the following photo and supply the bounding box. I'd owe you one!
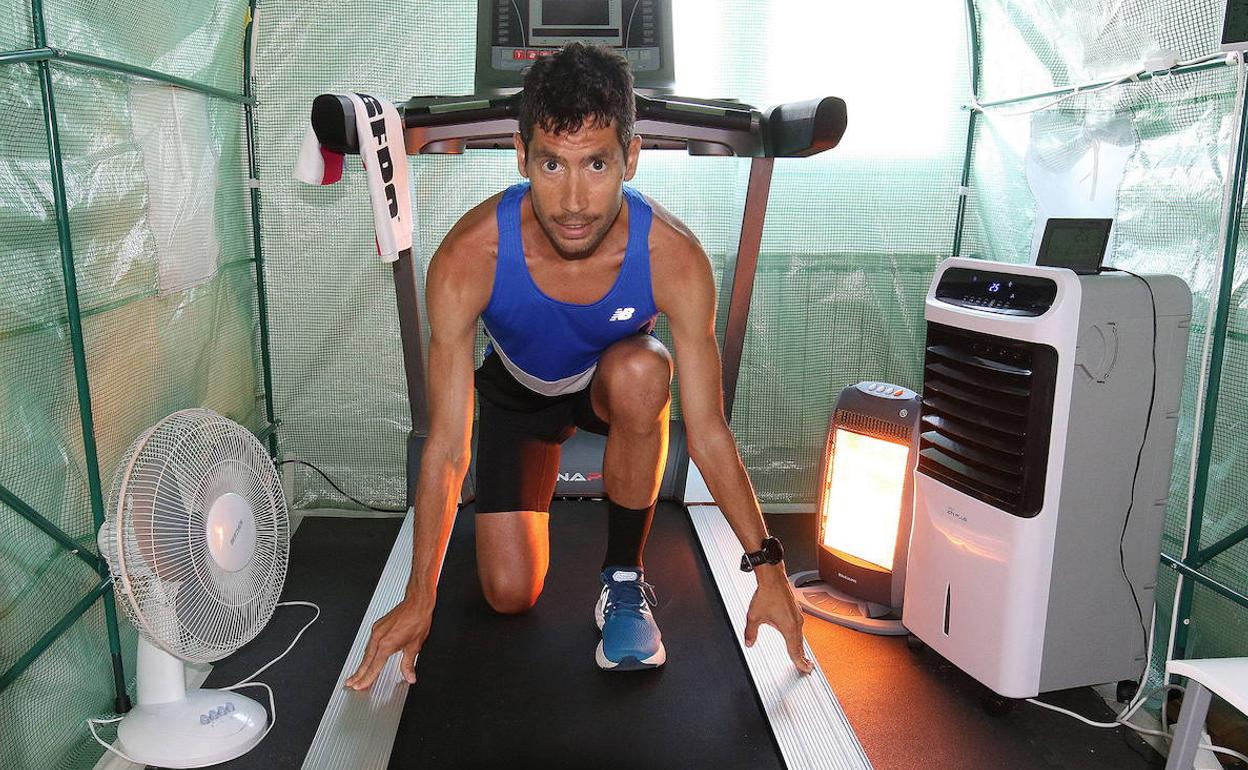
[116,688,266,768]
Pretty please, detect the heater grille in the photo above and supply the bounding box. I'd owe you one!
[917,323,1058,517]
[832,410,912,444]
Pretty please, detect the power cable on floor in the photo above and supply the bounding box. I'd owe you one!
[278,458,408,513]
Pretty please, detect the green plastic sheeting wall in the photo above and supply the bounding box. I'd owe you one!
[0,0,263,766]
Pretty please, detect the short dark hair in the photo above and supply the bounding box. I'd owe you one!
[519,42,635,154]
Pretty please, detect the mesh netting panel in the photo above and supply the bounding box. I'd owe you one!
[1,2,32,51]
[0,600,138,770]
[1193,319,1248,594]
[961,112,1036,262]
[41,0,248,94]
[254,2,475,509]
[1180,579,1248,660]
[0,65,106,691]
[728,30,970,502]
[733,254,939,503]
[1,64,70,334]
[975,0,1227,103]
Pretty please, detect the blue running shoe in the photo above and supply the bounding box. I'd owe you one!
[595,567,666,671]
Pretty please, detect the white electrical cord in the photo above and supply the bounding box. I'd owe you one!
[226,600,321,687]
[85,601,320,765]
[1027,682,1248,765]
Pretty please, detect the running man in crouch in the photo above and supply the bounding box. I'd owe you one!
[346,42,810,685]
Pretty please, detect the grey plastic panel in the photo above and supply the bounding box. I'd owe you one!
[1039,272,1191,691]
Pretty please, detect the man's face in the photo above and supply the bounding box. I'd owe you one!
[515,119,641,260]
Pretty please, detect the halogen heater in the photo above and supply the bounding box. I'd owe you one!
[790,381,921,635]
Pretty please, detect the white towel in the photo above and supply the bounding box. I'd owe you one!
[294,92,413,263]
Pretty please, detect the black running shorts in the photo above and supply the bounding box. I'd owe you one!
[473,353,609,514]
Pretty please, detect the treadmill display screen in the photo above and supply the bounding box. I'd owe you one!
[934,267,1058,316]
[543,0,610,25]
[1035,217,1112,274]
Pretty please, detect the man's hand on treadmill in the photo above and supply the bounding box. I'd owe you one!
[744,564,814,675]
[344,596,433,690]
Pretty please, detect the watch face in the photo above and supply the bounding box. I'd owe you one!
[755,537,781,565]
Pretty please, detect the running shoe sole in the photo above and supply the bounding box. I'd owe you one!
[596,640,667,671]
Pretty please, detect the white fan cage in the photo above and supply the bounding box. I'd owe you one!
[99,409,289,663]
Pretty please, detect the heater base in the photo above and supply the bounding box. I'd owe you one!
[790,570,907,636]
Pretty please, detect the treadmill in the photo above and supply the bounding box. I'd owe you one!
[288,38,865,765]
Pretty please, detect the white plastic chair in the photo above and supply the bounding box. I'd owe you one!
[1165,657,1248,770]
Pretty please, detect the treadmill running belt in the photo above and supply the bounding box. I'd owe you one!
[388,500,784,769]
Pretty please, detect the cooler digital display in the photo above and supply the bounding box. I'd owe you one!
[934,268,1059,316]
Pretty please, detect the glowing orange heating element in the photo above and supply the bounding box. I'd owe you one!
[820,429,910,571]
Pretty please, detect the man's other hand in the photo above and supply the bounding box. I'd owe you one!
[344,598,432,690]
[743,566,814,675]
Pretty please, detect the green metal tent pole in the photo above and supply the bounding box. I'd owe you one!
[0,578,112,695]
[0,47,54,65]
[243,0,280,458]
[0,481,103,572]
[1191,520,1248,566]
[32,0,131,715]
[951,0,981,258]
[1170,61,1248,661]
[1162,553,1248,612]
[0,47,251,104]
[977,59,1233,111]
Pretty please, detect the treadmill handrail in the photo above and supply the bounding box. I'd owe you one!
[309,90,845,159]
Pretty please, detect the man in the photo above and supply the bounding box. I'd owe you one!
[345,42,810,687]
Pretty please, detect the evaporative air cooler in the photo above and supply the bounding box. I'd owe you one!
[902,257,1191,699]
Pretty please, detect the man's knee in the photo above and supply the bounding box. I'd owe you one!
[479,567,543,615]
[599,338,673,425]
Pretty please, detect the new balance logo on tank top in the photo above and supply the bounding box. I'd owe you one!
[481,182,659,397]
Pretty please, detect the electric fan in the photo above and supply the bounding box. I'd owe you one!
[96,408,289,767]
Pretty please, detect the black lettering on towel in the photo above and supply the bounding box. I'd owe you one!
[355,93,399,219]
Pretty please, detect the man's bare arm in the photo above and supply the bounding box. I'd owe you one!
[653,220,812,674]
[345,203,496,690]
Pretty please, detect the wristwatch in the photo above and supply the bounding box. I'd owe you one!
[739,536,784,572]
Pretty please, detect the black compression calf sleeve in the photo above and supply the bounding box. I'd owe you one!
[602,499,656,570]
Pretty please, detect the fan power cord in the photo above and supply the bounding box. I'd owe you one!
[1026,684,1248,765]
[85,601,321,764]
[225,600,321,688]
[87,715,139,765]
[278,458,407,513]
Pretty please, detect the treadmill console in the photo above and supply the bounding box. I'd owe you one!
[476,0,675,93]
[934,267,1058,317]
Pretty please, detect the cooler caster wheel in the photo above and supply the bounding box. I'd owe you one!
[1116,679,1139,703]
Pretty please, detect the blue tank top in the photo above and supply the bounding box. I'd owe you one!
[481,182,659,396]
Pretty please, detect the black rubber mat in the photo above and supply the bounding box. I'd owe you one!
[165,515,404,770]
[388,500,784,770]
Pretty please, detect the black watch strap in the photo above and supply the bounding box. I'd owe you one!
[739,536,784,572]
